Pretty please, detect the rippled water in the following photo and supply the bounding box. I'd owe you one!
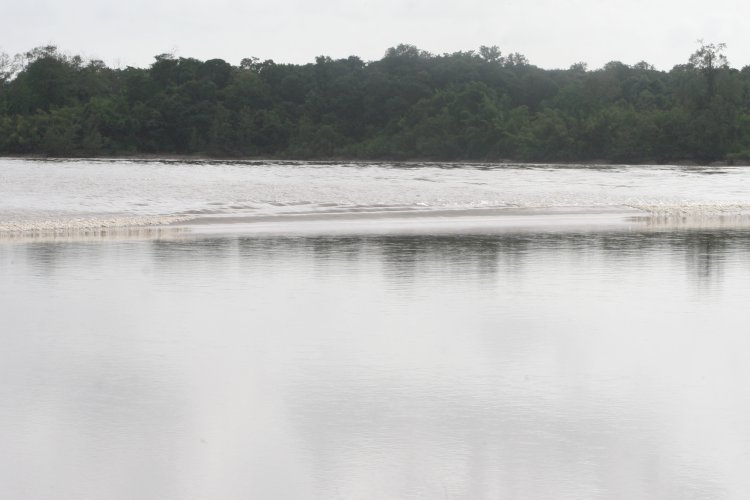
[2,160,750,499]
[2,158,750,232]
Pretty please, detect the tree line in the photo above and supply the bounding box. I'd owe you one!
[1,42,749,163]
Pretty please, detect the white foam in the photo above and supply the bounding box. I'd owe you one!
[3,159,750,234]
[0,214,194,236]
[631,204,750,216]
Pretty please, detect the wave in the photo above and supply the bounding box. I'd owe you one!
[0,214,193,236]
[630,204,750,216]
[5,203,750,239]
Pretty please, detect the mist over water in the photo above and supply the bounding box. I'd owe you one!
[2,225,750,499]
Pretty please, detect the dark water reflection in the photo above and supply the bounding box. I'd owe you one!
[217,230,746,291]
[2,228,750,499]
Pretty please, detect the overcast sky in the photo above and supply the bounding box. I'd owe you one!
[3,0,750,70]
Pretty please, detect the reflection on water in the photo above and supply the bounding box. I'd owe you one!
[2,228,750,499]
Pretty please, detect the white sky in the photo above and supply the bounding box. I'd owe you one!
[3,0,749,70]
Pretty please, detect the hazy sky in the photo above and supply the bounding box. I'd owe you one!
[3,0,750,70]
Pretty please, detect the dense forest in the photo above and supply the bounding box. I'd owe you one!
[1,43,750,163]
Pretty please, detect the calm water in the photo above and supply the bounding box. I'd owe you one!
[2,160,750,499]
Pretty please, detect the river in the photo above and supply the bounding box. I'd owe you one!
[1,159,749,499]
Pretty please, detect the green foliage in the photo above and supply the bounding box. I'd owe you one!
[2,43,750,162]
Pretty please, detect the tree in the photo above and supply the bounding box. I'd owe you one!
[479,45,502,63]
[385,44,431,59]
[688,41,728,97]
[2,42,750,162]
[0,51,13,83]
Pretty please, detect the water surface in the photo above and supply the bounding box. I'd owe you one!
[2,226,750,499]
[2,158,750,232]
[2,160,750,499]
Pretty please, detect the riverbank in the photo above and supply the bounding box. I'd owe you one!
[3,153,750,167]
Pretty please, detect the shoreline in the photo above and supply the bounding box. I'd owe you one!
[2,154,750,168]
